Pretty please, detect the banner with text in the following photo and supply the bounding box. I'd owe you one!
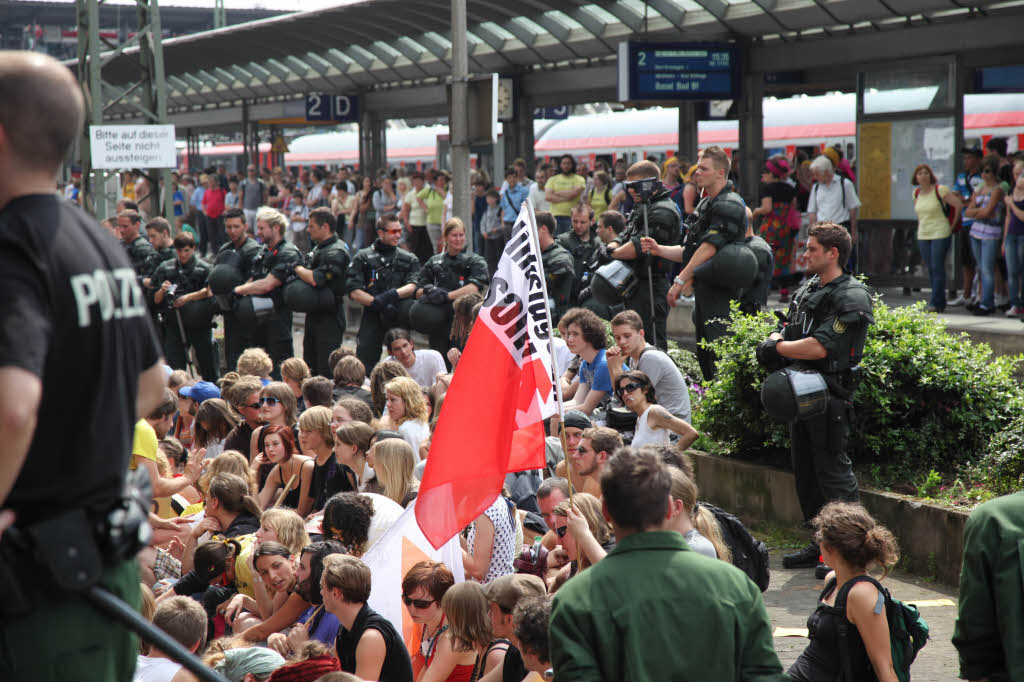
[90,124,177,169]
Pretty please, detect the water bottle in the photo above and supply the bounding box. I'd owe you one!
[530,536,543,566]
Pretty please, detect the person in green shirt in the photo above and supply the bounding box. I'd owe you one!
[545,154,586,236]
[549,447,786,682]
[417,171,448,255]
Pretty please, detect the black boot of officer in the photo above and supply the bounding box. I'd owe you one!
[755,223,873,572]
[347,216,421,373]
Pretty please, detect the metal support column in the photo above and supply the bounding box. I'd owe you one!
[514,87,534,174]
[136,0,175,224]
[241,100,251,167]
[213,0,226,29]
[450,0,471,226]
[677,102,699,165]
[737,69,764,206]
[358,110,386,174]
[186,128,200,173]
[77,0,106,218]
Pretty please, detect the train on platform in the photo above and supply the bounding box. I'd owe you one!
[180,92,1024,173]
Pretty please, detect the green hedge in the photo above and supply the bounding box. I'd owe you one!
[694,299,1024,481]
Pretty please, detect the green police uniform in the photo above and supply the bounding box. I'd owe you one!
[618,187,682,348]
[541,241,575,326]
[346,239,421,373]
[410,248,488,356]
[249,239,302,377]
[211,236,261,372]
[153,255,218,380]
[685,180,748,379]
[123,234,156,278]
[773,272,873,523]
[302,234,351,377]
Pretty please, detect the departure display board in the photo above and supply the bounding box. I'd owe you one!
[617,41,739,101]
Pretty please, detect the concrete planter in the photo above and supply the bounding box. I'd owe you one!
[690,451,969,586]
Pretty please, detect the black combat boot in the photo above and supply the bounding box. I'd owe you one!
[782,542,820,569]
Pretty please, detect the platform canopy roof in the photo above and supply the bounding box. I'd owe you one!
[76,0,1024,117]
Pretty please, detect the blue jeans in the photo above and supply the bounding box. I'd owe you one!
[555,215,572,236]
[1004,233,1024,307]
[970,236,999,309]
[917,237,950,310]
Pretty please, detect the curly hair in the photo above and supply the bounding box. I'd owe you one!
[383,376,430,425]
[321,493,374,556]
[561,308,606,350]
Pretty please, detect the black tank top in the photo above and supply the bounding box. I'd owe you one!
[787,577,876,681]
[337,604,414,682]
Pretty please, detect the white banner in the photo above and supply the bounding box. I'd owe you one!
[90,124,176,169]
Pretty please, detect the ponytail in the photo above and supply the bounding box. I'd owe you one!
[693,505,732,564]
[194,537,242,582]
[209,472,264,524]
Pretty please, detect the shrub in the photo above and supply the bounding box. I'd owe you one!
[695,299,1024,480]
[974,415,1024,495]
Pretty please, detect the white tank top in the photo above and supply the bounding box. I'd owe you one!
[133,655,183,682]
[632,405,669,447]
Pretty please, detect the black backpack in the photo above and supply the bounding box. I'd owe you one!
[698,501,771,592]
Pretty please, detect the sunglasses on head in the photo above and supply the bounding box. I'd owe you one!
[258,396,280,407]
[402,595,435,609]
[555,525,569,538]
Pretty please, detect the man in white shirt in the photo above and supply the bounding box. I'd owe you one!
[384,327,447,388]
[606,310,691,423]
[807,155,860,255]
[134,597,207,682]
[528,163,552,213]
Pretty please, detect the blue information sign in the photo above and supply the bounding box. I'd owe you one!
[617,41,739,101]
[533,105,569,120]
[305,94,359,123]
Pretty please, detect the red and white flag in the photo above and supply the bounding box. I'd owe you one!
[416,200,559,548]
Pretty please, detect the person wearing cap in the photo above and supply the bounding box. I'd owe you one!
[550,411,591,497]
[752,156,801,302]
[478,574,547,682]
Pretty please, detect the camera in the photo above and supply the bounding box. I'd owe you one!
[624,176,661,203]
[164,283,178,303]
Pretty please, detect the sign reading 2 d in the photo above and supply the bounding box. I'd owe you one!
[617,42,739,101]
[305,94,359,123]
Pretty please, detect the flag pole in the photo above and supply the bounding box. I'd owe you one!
[523,198,575,507]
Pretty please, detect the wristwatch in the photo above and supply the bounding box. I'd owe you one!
[673,276,687,287]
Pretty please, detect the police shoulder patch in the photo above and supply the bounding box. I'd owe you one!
[833,319,847,333]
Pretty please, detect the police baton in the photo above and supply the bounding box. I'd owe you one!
[641,202,658,348]
[83,585,228,682]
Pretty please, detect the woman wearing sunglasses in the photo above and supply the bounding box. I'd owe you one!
[401,561,455,678]
[419,581,508,682]
[615,371,699,449]
[249,381,299,487]
[545,492,613,592]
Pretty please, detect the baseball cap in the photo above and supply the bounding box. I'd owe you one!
[483,574,547,613]
[961,146,982,157]
[179,380,220,404]
[562,410,592,431]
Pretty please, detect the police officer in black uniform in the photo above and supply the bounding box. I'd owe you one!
[740,220,775,315]
[346,214,421,373]
[0,50,165,680]
[755,222,873,572]
[665,147,751,379]
[559,204,607,317]
[290,207,350,378]
[535,211,575,327]
[117,209,157,277]
[153,231,218,380]
[410,216,488,357]
[140,217,176,332]
[234,207,302,379]
[608,160,682,349]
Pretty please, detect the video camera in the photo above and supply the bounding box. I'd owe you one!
[623,176,662,203]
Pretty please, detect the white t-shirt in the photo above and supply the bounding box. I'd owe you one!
[528,182,551,212]
[405,188,427,226]
[134,655,183,682]
[807,175,860,224]
[387,349,447,388]
[398,419,430,456]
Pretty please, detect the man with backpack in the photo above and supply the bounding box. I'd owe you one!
[807,154,861,271]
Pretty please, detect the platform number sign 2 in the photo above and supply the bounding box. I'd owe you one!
[305,94,359,123]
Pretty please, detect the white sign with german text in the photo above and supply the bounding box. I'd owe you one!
[90,125,176,169]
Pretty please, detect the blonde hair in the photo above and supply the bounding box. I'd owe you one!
[280,357,311,385]
[139,583,156,654]
[443,216,465,239]
[299,405,335,447]
[198,450,258,498]
[258,508,311,555]
[383,376,429,424]
[168,370,191,393]
[441,582,493,653]
[237,348,273,378]
[256,206,289,237]
[553,493,611,571]
[667,468,731,563]
[369,439,418,506]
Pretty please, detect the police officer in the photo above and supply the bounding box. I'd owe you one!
[755,222,873,572]
[740,218,775,315]
[234,207,302,379]
[346,214,421,373]
[559,204,606,316]
[291,207,350,378]
[609,160,682,349]
[535,211,575,326]
[141,217,176,331]
[0,50,166,679]
[656,146,750,379]
[117,209,157,277]
[410,216,488,357]
[153,231,218,380]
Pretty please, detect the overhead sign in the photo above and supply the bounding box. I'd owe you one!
[617,41,740,101]
[305,94,359,123]
[534,105,569,120]
[90,125,176,169]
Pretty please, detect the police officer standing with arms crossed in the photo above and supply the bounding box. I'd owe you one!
[347,214,421,373]
[290,207,351,378]
[234,207,302,379]
[602,160,682,350]
[409,216,488,358]
[643,146,752,379]
[560,204,606,317]
[153,231,218,380]
[756,223,873,575]
[0,50,166,679]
